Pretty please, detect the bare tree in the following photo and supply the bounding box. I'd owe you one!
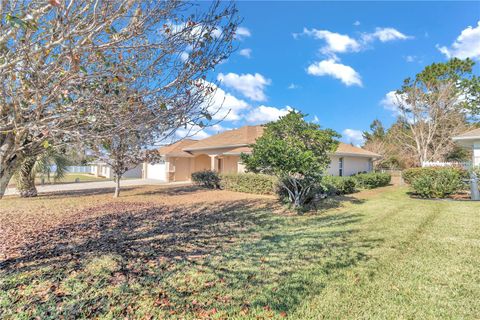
[0,0,239,198]
[391,59,475,166]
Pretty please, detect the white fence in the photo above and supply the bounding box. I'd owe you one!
[64,166,96,174]
[421,161,469,169]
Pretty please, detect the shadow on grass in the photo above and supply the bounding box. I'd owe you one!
[313,194,366,212]
[136,185,206,197]
[0,196,381,318]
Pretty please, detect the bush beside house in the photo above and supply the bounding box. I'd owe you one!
[352,172,391,189]
[193,170,390,200]
[220,173,277,195]
[402,167,467,198]
[322,176,357,195]
[191,170,221,189]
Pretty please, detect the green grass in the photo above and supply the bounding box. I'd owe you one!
[1,187,479,319]
[40,173,108,184]
[7,173,107,187]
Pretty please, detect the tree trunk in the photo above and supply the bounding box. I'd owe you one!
[16,157,38,198]
[114,174,122,198]
[0,164,15,199]
[0,154,18,199]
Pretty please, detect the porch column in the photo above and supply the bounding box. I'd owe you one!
[474,142,480,167]
[209,155,218,171]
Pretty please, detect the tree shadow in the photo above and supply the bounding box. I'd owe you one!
[312,194,366,212]
[1,196,381,318]
[0,199,269,272]
[136,185,206,196]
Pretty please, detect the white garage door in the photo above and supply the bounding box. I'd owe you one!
[146,162,167,181]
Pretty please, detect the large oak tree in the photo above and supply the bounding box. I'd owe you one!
[0,0,239,198]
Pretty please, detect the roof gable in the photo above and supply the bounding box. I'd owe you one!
[177,125,380,158]
[453,128,480,140]
[158,139,197,157]
[183,126,264,151]
[336,142,380,157]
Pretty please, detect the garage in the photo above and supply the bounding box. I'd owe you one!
[146,161,167,181]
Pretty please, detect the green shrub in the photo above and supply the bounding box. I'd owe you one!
[402,167,468,184]
[323,175,357,195]
[191,170,220,189]
[353,172,391,189]
[220,173,278,195]
[402,167,424,184]
[411,169,465,198]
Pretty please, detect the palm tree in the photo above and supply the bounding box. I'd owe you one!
[15,149,71,197]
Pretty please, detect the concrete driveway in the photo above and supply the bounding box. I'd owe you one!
[4,179,189,196]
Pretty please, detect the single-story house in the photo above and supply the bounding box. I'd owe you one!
[90,162,143,179]
[143,125,380,182]
[453,128,480,167]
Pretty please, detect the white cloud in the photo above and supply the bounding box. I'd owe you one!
[364,27,410,43]
[246,105,292,124]
[353,21,361,26]
[239,48,252,58]
[405,55,416,62]
[437,21,480,60]
[217,72,271,102]
[307,59,362,87]
[300,27,410,55]
[175,124,210,140]
[342,129,365,146]
[204,82,250,121]
[208,124,227,134]
[236,26,251,39]
[312,115,320,123]
[380,90,410,115]
[303,28,361,54]
[288,83,300,89]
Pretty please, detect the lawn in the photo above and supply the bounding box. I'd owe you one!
[7,173,107,188]
[0,185,479,319]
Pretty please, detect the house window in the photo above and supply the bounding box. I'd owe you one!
[339,157,344,176]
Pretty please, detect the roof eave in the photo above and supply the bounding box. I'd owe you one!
[183,143,249,152]
[333,152,381,159]
[452,136,480,141]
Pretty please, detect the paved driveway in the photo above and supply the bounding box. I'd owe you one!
[4,179,189,196]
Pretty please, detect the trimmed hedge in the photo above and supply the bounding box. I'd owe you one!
[220,173,278,195]
[323,175,357,195]
[402,167,468,185]
[402,167,467,198]
[191,170,221,189]
[411,169,465,198]
[352,172,391,189]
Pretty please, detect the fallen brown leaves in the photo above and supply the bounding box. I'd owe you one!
[0,185,274,269]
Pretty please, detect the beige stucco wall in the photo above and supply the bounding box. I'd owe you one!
[328,155,372,176]
[164,154,374,181]
[222,156,240,173]
[194,154,211,172]
[168,157,192,182]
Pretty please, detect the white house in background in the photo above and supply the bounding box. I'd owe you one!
[90,162,143,179]
[453,128,480,167]
[143,125,381,182]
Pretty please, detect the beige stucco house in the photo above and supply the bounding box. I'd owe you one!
[453,128,480,167]
[143,125,380,182]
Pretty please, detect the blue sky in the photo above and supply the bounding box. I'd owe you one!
[178,1,480,145]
